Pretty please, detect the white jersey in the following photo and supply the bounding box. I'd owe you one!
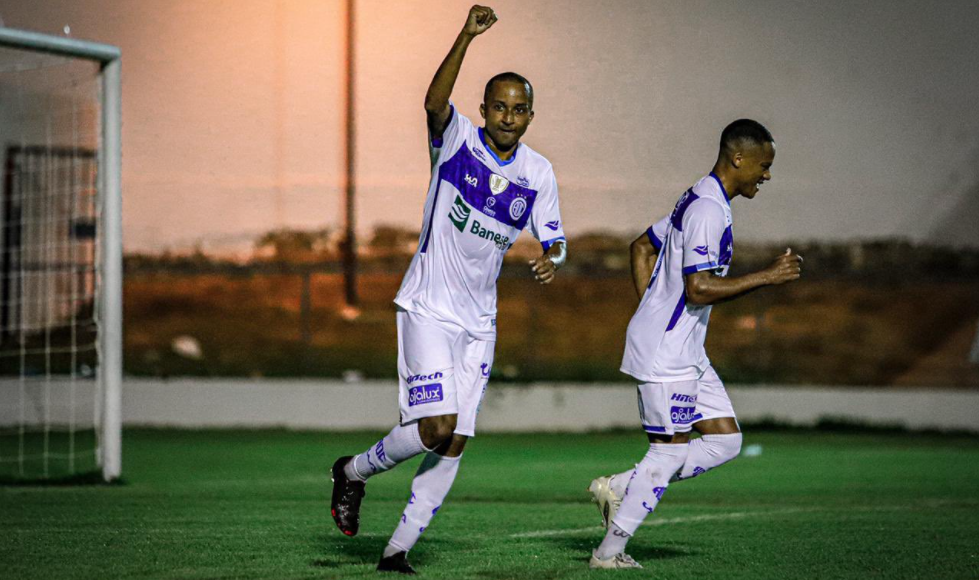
[621,173,734,382]
[395,105,566,340]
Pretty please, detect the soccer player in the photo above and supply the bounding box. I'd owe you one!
[329,5,567,574]
[587,120,802,569]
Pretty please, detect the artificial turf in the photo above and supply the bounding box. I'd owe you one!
[2,428,978,579]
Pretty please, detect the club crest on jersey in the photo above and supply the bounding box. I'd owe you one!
[489,174,510,195]
[449,195,472,232]
[509,197,527,221]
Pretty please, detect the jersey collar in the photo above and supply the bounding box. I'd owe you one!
[709,172,731,206]
[478,127,519,167]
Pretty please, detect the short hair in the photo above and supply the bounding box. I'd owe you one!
[483,72,534,109]
[719,119,774,154]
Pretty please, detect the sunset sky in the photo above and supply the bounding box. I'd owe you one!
[1,0,978,253]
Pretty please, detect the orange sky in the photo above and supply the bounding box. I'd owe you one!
[2,0,978,253]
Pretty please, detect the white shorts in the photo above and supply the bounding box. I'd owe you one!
[396,308,495,437]
[637,365,736,435]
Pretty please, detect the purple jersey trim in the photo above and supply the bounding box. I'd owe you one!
[682,261,719,275]
[541,236,565,252]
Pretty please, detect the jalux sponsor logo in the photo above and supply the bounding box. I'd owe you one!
[408,383,443,406]
[670,393,697,403]
[670,405,699,424]
[406,371,444,385]
[470,219,510,250]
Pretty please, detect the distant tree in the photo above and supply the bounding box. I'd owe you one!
[366,225,418,257]
[254,228,336,263]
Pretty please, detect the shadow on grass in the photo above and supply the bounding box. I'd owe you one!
[312,532,471,571]
[549,535,697,563]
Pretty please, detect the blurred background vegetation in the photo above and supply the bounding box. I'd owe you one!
[121,227,979,387]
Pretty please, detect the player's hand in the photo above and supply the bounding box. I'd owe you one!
[529,255,556,285]
[765,247,803,285]
[463,5,498,37]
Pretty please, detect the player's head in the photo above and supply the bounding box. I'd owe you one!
[717,119,775,199]
[480,72,534,153]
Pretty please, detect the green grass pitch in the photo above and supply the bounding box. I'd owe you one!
[2,428,978,579]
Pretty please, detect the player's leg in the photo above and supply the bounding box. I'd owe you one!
[590,380,696,568]
[673,366,741,482]
[379,335,493,573]
[331,310,460,537]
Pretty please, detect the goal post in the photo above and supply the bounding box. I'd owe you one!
[0,27,121,482]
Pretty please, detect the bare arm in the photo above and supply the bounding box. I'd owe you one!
[424,5,498,137]
[630,233,659,300]
[685,248,803,306]
[529,241,567,285]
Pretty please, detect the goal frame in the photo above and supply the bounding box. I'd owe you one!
[0,27,122,482]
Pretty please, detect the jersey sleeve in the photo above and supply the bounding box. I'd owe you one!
[529,168,566,251]
[428,102,472,167]
[644,216,669,252]
[680,201,726,275]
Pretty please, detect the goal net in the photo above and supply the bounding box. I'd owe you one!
[0,28,121,482]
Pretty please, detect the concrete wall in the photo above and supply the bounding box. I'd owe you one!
[2,378,977,433]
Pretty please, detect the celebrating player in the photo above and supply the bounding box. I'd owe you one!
[588,120,802,569]
[329,5,567,575]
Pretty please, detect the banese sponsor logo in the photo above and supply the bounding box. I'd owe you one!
[449,195,472,232]
[470,219,510,250]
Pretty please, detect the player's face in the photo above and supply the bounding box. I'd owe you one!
[738,141,775,199]
[479,81,534,156]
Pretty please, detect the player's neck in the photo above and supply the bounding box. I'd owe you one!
[481,128,518,162]
[710,166,738,201]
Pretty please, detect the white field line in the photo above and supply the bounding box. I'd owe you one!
[510,507,820,538]
[509,503,939,539]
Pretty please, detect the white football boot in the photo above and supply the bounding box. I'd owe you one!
[587,475,622,529]
[589,551,642,569]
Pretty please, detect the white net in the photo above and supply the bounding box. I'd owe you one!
[0,44,103,480]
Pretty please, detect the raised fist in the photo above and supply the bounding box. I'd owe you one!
[463,5,498,36]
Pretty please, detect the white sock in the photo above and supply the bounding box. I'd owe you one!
[385,452,462,555]
[344,423,429,482]
[608,468,635,497]
[596,444,688,559]
[674,433,742,481]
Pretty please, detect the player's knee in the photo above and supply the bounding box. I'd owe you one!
[418,414,457,448]
[717,432,742,463]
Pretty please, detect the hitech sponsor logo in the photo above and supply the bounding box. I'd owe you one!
[449,195,472,232]
[406,371,444,385]
[408,383,444,406]
[670,405,699,424]
[670,393,697,403]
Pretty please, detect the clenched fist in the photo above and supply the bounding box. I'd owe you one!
[463,5,498,37]
[765,248,803,285]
